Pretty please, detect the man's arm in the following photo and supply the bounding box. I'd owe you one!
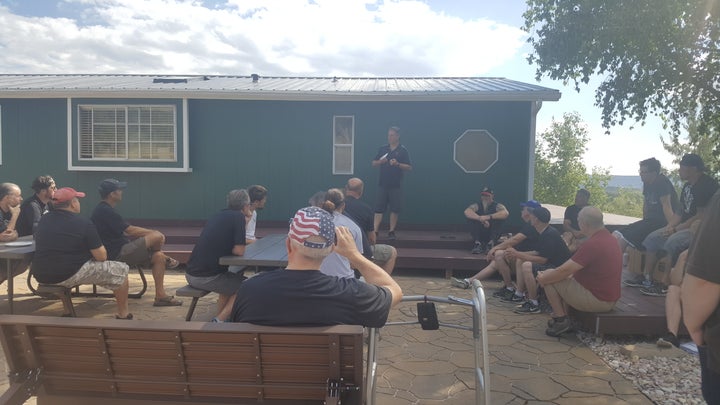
[124,225,154,238]
[682,273,720,345]
[493,204,510,220]
[488,233,526,256]
[660,194,675,225]
[90,245,108,262]
[464,203,481,221]
[232,245,246,256]
[335,226,402,306]
[506,248,547,265]
[536,259,583,286]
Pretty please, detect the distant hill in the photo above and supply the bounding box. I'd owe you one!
[607,175,642,190]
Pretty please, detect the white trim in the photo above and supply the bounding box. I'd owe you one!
[182,98,191,172]
[453,129,499,173]
[332,115,354,175]
[66,98,72,171]
[68,165,192,173]
[528,101,543,199]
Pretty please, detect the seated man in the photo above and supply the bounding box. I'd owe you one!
[451,200,541,293]
[626,154,718,290]
[343,178,397,274]
[562,189,590,251]
[244,185,268,244]
[230,207,402,327]
[0,182,31,287]
[186,189,250,322]
[537,206,622,337]
[319,188,363,279]
[33,188,131,319]
[17,175,56,237]
[91,179,182,307]
[464,187,509,254]
[506,207,571,314]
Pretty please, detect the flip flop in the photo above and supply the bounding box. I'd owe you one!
[154,296,183,307]
[166,257,180,269]
[115,313,133,320]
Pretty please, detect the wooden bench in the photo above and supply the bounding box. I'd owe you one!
[0,315,364,405]
[176,285,211,321]
[395,247,488,278]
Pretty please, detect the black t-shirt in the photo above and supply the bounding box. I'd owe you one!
[17,195,49,237]
[186,209,247,277]
[230,269,393,327]
[679,174,719,223]
[375,144,411,189]
[686,190,720,373]
[515,222,539,252]
[33,210,103,284]
[90,201,130,260]
[643,174,678,222]
[535,226,572,267]
[343,196,374,260]
[564,204,582,231]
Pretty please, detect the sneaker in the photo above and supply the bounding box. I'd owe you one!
[547,318,557,327]
[493,288,515,300]
[387,231,396,240]
[502,293,525,303]
[514,301,541,314]
[546,317,572,337]
[623,275,652,288]
[451,277,470,289]
[471,243,483,254]
[640,284,668,297]
[657,332,679,348]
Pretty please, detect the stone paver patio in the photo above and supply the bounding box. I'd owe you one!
[0,268,655,404]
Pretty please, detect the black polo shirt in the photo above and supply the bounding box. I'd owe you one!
[91,201,130,260]
[375,144,411,189]
[186,209,247,277]
[343,196,374,260]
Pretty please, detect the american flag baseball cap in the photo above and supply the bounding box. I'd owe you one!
[288,206,335,249]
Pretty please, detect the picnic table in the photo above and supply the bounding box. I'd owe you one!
[219,233,288,268]
[0,235,34,314]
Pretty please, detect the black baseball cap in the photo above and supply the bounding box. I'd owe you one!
[99,178,127,195]
[531,206,551,223]
[679,154,705,171]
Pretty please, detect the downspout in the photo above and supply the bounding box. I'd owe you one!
[528,101,542,199]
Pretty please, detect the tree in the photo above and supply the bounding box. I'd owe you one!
[662,114,720,179]
[534,112,610,206]
[523,0,720,143]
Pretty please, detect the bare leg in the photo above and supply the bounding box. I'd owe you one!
[143,230,166,251]
[643,253,659,282]
[373,213,383,234]
[215,293,237,321]
[468,261,497,282]
[665,250,688,335]
[378,246,397,275]
[523,262,538,300]
[515,259,527,294]
[150,251,169,299]
[113,278,130,318]
[545,285,566,317]
[389,212,399,232]
[494,250,514,288]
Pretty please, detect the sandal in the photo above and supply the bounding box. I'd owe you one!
[153,296,183,307]
[115,313,134,320]
[165,257,180,269]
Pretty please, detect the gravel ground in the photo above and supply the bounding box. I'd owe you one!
[578,332,704,404]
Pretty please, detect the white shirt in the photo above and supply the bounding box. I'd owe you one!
[246,210,257,240]
[319,212,363,278]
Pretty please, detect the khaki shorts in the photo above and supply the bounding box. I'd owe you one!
[57,260,129,291]
[545,278,616,313]
[371,244,395,264]
[118,237,152,267]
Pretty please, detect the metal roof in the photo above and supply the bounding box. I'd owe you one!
[0,74,560,102]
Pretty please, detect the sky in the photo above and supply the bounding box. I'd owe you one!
[0,0,677,175]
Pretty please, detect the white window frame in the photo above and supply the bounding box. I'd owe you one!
[332,115,354,175]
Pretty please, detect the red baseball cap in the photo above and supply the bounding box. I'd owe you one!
[52,187,86,203]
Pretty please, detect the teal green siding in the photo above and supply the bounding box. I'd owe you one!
[0,98,533,226]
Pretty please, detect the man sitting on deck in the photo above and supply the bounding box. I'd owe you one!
[186,189,250,322]
[464,187,509,254]
[91,179,182,307]
[562,189,590,251]
[537,206,622,337]
[230,206,402,327]
[33,187,131,319]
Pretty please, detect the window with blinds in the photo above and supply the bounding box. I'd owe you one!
[78,105,176,161]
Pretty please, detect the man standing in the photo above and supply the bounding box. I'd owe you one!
[230,207,402,327]
[344,178,397,274]
[463,187,509,254]
[91,179,182,307]
[627,154,718,291]
[245,185,268,244]
[186,189,249,322]
[17,175,56,237]
[537,206,622,337]
[33,188,131,319]
[0,183,22,242]
[372,126,412,240]
[682,190,720,403]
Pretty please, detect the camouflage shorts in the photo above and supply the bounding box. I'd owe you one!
[57,260,129,291]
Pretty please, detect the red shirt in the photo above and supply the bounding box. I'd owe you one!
[570,229,622,302]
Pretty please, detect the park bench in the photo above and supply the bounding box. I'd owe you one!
[0,316,364,404]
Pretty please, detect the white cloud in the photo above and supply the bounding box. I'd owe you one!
[0,0,526,76]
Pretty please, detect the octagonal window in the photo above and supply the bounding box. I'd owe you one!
[454,129,499,173]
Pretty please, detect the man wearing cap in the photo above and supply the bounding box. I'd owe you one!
[33,188,132,319]
[626,154,719,292]
[464,187,509,254]
[452,200,541,293]
[186,189,250,322]
[230,207,402,327]
[372,126,412,240]
[344,178,398,274]
[537,206,622,337]
[17,175,56,237]
[504,206,571,314]
[91,179,182,307]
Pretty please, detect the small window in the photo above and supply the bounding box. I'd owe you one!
[78,105,176,162]
[333,116,354,174]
